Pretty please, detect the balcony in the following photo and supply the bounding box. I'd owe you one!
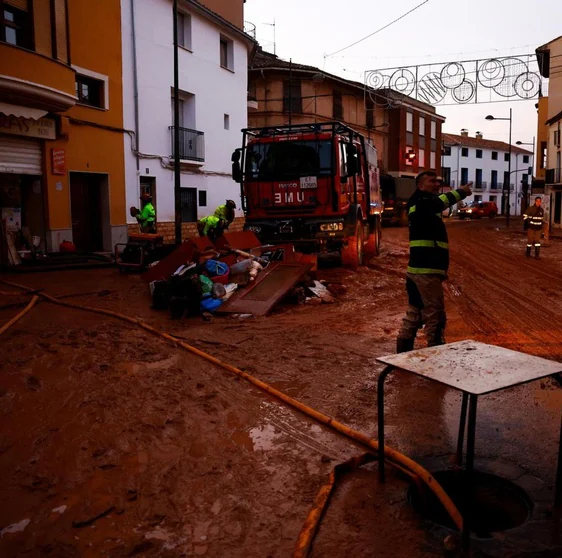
[546,168,561,184]
[489,183,502,191]
[169,127,205,163]
[473,181,487,191]
[0,43,76,112]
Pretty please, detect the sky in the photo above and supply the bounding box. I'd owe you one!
[245,0,562,147]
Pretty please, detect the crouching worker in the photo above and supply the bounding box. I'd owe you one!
[130,193,156,233]
[197,215,227,242]
[214,199,236,230]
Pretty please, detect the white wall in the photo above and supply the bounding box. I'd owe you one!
[122,0,249,224]
[443,141,532,215]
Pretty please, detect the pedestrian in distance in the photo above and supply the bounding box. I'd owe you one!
[130,193,156,234]
[396,171,472,353]
[523,196,545,259]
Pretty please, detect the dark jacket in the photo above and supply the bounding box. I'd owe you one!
[523,204,545,230]
[407,188,468,275]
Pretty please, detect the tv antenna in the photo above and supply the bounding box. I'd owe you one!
[263,18,276,56]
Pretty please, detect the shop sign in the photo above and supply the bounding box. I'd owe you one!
[52,148,66,175]
[0,114,56,140]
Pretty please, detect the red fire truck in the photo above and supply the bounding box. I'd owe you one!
[231,122,383,268]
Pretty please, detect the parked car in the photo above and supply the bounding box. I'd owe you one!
[458,201,498,219]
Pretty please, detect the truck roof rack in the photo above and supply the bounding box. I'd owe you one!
[242,121,360,139]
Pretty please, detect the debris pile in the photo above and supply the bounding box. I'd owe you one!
[141,232,341,318]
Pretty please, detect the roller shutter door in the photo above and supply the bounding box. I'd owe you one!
[0,135,43,175]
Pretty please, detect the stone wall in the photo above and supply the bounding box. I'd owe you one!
[127,217,245,244]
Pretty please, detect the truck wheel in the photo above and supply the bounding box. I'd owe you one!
[364,218,381,259]
[399,209,409,227]
[341,221,364,270]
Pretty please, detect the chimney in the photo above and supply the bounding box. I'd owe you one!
[460,128,469,137]
[475,131,483,139]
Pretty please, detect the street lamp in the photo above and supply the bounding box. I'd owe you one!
[486,110,513,226]
[516,138,535,212]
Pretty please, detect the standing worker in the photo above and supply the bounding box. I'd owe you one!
[130,193,156,233]
[523,196,545,259]
[396,172,472,353]
[214,200,236,230]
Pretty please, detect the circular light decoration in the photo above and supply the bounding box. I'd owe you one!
[417,72,447,104]
[493,57,528,98]
[452,79,475,103]
[389,68,416,96]
[366,70,387,90]
[514,72,541,99]
[478,59,505,88]
[440,62,465,89]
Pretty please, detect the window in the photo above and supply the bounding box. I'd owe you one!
[523,155,529,164]
[461,147,468,157]
[442,167,451,184]
[224,113,230,130]
[540,141,547,169]
[475,169,482,186]
[476,149,482,159]
[332,90,343,120]
[461,168,468,184]
[406,112,413,133]
[504,153,510,162]
[418,148,425,167]
[177,12,192,50]
[283,79,302,114]
[491,151,498,160]
[430,151,436,169]
[365,99,374,128]
[75,74,104,108]
[503,171,510,189]
[2,1,33,49]
[198,190,207,207]
[419,116,425,136]
[430,120,436,139]
[443,145,451,156]
[522,173,528,185]
[474,195,482,203]
[219,35,233,70]
[491,170,498,187]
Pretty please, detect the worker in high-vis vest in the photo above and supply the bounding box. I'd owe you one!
[396,172,472,353]
[197,215,227,242]
[214,200,236,229]
[523,196,545,259]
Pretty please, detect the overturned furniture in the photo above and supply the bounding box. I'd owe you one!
[115,233,165,272]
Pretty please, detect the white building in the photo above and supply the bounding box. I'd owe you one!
[442,130,533,216]
[121,0,255,240]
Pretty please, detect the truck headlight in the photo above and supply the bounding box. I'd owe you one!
[320,223,344,232]
[466,209,472,213]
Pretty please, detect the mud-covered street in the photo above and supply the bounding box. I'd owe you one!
[1,219,561,557]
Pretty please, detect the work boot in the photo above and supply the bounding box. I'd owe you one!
[535,247,541,260]
[427,328,446,348]
[396,337,415,353]
[526,246,531,258]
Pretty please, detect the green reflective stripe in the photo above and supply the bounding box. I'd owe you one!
[410,240,449,249]
[408,206,416,215]
[438,194,449,204]
[451,190,462,201]
[407,266,447,276]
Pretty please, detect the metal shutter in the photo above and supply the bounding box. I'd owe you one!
[0,135,42,175]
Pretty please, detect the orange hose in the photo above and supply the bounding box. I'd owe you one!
[0,295,38,337]
[0,278,463,531]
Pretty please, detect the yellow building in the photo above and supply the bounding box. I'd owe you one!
[0,0,126,253]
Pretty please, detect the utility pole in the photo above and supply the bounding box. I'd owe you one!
[173,0,182,245]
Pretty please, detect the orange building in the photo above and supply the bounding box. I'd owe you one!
[0,0,126,253]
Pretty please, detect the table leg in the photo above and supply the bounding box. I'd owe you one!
[377,365,394,483]
[456,392,469,467]
[555,413,562,511]
[462,394,478,549]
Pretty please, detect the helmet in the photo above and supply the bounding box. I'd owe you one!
[226,199,236,209]
[140,192,152,203]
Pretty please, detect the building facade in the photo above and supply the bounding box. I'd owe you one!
[442,130,532,216]
[0,0,127,253]
[537,36,562,230]
[121,0,255,242]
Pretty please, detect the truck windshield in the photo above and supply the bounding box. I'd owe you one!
[245,140,333,181]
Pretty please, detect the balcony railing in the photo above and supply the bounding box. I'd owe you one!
[169,127,205,162]
[546,168,561,184]
[473,181,487,191]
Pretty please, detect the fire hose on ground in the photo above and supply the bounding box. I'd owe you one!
[0,278,463,554]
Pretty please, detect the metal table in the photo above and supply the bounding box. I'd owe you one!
[376,340,562,548]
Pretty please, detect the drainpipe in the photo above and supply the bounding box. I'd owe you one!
[173,0,182,245]
[130,0,140,172]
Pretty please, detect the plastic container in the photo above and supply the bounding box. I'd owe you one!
[200,294,223,312]
[211,272,230,284]
[205,259,229,277]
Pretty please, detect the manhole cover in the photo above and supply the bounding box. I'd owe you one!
[408,470,533,537]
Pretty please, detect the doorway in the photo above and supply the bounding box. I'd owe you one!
[554,191,561,226]
[70,172,108,252]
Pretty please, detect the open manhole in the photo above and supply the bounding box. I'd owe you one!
[408,470,533,538]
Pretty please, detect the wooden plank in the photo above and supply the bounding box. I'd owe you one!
[216,262,312,316]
